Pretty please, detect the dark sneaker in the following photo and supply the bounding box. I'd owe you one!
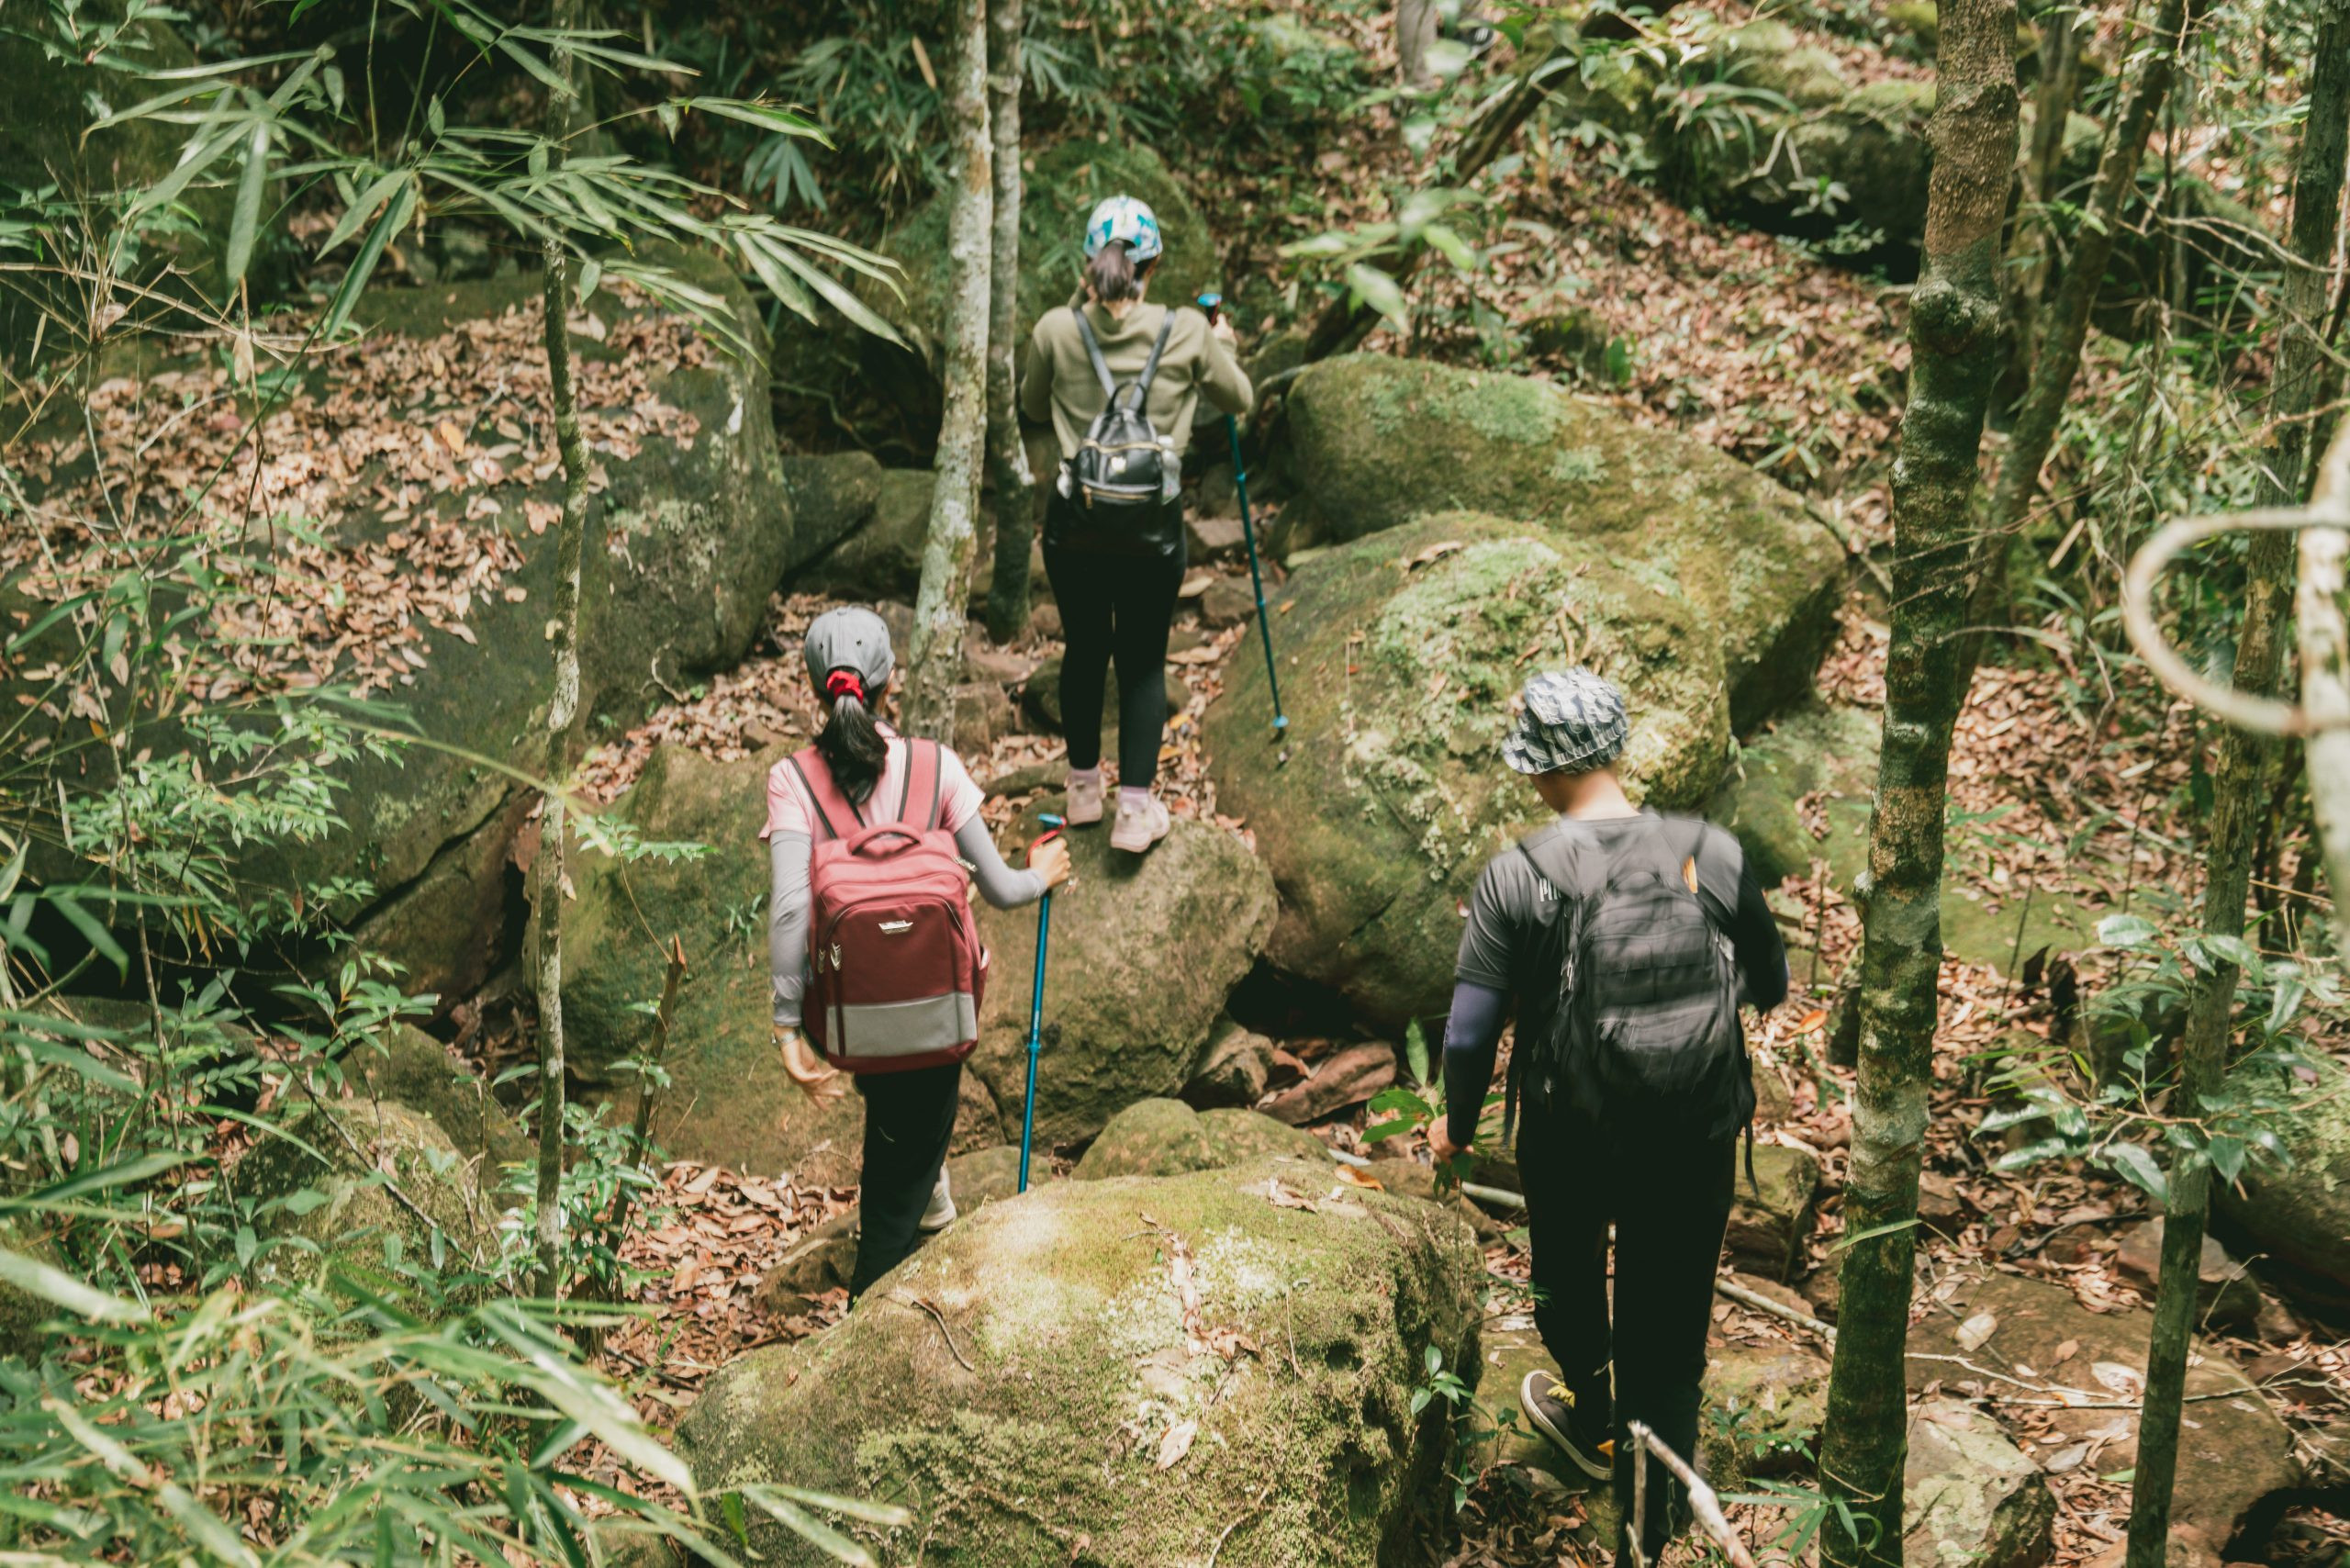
[1519,1370,1612,1482]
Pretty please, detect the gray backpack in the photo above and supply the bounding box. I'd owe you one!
[1512,814,1752,1146]
[1067,308,1179,509]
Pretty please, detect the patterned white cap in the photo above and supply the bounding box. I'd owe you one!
[1502,668,1628,776]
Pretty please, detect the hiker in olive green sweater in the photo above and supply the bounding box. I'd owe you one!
[1019,195,1252,855]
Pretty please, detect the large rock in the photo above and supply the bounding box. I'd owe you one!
[1904,1400,2056,1568]
[1907,1270,2297,1552]
[1074,1098,1328,1180]
[1708,703,2100,963]
[11,253,800,1006]
[1277,355,1841,725]
[0,7,247,321]
[551,743,869,1186]
[1700,1339,1832,1487]
[238,1099,495,1307]
[348,1023,533,1179]
[2214,1055,2350,1299]
[1205,516,1731,1031]
[677,1159,1479,1566]
[792,463,939,600]
[862,140,1218,428]
[969,812,1275,1148]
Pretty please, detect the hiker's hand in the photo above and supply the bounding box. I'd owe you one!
[1211,314,1239,348]
[777,1025,845,1104]
[1427,1121,1465,1166]
[1031,835,1072,890]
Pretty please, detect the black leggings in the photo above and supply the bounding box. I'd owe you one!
[849,1062,962,1300]
[1520,1123,1736,1558]
[1041,518,1187,790]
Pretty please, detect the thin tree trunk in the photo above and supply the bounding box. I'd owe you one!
[1972,0,2189,653]
[979,0,1036,645]
[2128,12,2350,1562]
[901,0,993,741]
[2300,426,2350,957]
[1397,0,1440,90]
[1816,5,2020,1562]
[533,2,591,1299]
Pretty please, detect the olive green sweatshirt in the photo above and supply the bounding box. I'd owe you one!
[1019,297,1254,465]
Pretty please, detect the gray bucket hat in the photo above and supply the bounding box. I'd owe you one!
[802,606,895,691]
[1502,667,1628,776]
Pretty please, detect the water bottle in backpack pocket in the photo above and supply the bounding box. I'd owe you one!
[789,740,988,1073]
[1514,815,1751,1141]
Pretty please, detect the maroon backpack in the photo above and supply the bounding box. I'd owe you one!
[789,739,987,1073]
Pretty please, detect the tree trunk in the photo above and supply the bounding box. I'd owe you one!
[1972,0,2189,653]
[1397,0,1440,90]
[2128,13,2350,1562]
[1816,6,2020,1563]
[531,3,593,1302]
[901,0,995,740]
[2300,426,2350,957]
[979,0,1036,646]
[534,241,592,1296]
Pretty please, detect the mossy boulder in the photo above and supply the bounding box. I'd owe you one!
[676,1159,1480,1566]
[2215,1057,2350,1297]
[1725,1144,1820,1281]
[348,1024,532,1178]
[63,252,798,1007]
[863,140,1217,426]
[0,7,249,323]
[796,465,940,600]
[1278,355,1841,725]
[1205,516,1730,1032]
[550,743,869,1186]
[237,1099,494,1307]
[1709,704,2101,965]
[1075,1098,1328,1180]
[777,451,886,575]
[970,812,1277,1149]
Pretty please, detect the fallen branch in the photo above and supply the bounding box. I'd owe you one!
[1715,1274,1838,1348]
[893,1291,976,1372]
[1627,1420,1757,1568]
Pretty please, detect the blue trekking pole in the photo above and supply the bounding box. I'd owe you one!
[1200,292,1288,734]
[1018,813,1065,1193]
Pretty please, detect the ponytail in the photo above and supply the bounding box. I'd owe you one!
[814,668,887,805]
[1086,239,1152,306]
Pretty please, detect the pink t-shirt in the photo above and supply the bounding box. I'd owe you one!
[761,727,985,841]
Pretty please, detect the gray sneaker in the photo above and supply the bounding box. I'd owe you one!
[917,1169,956,1234]
[1065,771,1104,826]
[1520,1370,1612,1482]
[1109,794,1169,854]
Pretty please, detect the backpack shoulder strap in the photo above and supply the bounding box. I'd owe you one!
[1071,308,1120,401]
[787,747,855,843]
[898,738,946,831]
[1658,812,1740,928]
[1516,821,1605,909]
[1127,308,1178,409]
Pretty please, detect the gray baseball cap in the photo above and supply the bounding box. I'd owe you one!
[1502,667,1628,776]
[802,606,895,690]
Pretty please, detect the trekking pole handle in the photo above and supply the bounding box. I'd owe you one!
[1197,290,1222,326]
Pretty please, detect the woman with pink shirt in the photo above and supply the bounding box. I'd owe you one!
[765,607,1070,1298]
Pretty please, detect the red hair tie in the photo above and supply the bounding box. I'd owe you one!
[824,668,867,704]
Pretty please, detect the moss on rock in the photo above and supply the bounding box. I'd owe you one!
[1279,355,1841,725]
[2215,1056,2350,1295]
[970,812,1276,1149]
[349,1024,532,1178]
[1075,1100,1329,1181]
[676,1159,1480,1566]
[1205,515,1730,1032]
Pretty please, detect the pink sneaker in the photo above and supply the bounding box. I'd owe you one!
[1066,771,1105,826]
[1109,794,1170,854]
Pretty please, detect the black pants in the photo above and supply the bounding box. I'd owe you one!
[1519,1121,1736,1557]
[848,1062,963,1300]
[1040,509,1186,790]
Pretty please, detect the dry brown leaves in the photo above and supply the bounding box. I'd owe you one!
[7,287,707,705]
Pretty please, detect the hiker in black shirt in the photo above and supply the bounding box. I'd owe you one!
[1428,668,1787,1561]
